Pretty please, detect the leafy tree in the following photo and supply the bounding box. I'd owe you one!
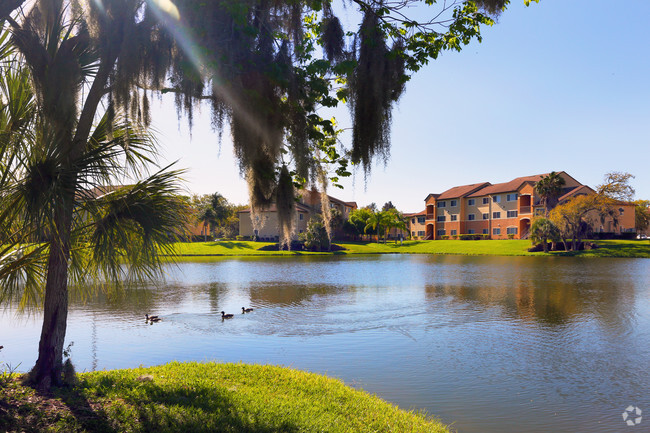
[384,208,408,242]
[300,215,330,252]
[348,207,376,240]
[549,195,602,251]
[597,172,635,202]
[529,217,560,253]
[634,200,650,233]
[192,193,231,240]
[382,201,396,211]
[0,23,188,388]
[0,0,536,388]
[535,171,566,216]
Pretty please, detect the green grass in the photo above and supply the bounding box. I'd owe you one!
[0,362,449,433]
[170,239,650,259]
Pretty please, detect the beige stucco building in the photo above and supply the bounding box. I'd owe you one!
[239,189,357,241]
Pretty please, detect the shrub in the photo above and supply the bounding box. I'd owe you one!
[507,234,515,239]
[440,235,449,240]
[236,235,244,241]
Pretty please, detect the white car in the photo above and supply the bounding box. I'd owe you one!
[637,234,648,240]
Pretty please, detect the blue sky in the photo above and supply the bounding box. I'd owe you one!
[151,0,650,212]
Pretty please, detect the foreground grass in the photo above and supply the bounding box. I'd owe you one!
[0,362,448,433]
[171,239,650,258]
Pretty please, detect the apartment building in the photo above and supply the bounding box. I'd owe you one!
[239,189,357,241]
[405,210,427,239]
[423,172,635,240]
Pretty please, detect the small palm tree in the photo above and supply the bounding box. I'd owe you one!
[530,217,560,253]
[0,56,188,388]
[535,171,566,216]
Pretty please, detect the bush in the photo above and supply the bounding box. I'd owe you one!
[459,234,483,240]
[507,234,515,239]
[236,235,244,241]
[440,235,449,240]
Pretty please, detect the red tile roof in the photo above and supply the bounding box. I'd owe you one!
[404,209,426,217]
[467,174,551,197]
[437,182,491,200]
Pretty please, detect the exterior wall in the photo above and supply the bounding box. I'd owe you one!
[239,210,310,239]
[587,204,636,234]
[407,214,427,239]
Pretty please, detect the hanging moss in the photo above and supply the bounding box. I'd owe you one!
[321,15,344,62]
[317,166,332,252]
[276,165,295,250]
[348,10,406,174]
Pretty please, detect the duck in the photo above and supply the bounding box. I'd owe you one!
[145,314,161,322]
[221,311,234,319]
[242,307,254,313]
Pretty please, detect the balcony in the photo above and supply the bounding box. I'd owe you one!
[426,213,434,220]
[519,206,532,214]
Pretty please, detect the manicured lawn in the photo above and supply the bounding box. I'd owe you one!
[0,362,448,433]
[170,239,650,259]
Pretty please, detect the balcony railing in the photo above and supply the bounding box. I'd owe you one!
[519,206,532,214]
[426,213,434,220]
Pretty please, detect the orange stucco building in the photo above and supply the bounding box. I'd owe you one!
[421,172,636,240]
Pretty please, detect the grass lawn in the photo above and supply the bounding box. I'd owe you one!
[0,362,448,433]
[170,239,650,259]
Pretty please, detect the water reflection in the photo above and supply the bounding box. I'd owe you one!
[1,255,649,433]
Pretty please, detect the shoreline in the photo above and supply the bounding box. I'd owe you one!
[0,361,449,433]
[168,239,650,259]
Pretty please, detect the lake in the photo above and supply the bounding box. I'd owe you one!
[2,254,649,432]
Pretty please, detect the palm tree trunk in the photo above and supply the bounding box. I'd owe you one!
[31,202,72,389]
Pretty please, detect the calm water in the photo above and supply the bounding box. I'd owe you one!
[2,255,649,432]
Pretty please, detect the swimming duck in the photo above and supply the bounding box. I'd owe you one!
[242,307,254,313]
[221,311,234,319]
[145,314,161,322]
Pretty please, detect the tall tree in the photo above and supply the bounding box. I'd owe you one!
[1,0,535,388]
[0,10,188,388]
[549,194,602,251]
[634,200,650,234]
[596,172,635,202]
[535,171,566,216]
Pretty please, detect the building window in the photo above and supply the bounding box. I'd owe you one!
[299,213,304,220]
[619,208,625,215]
[299,230,303,233]
[468,214,475,221]
[493,228,501,235]
[437,201,446,208]
[411,231,415,236]
[482,213,489,220]
[450,214,457,221]
[437,229,446,236]
[437,216,446,222]
[493,195,501,203]
[482,228,489,234]
[418,230,425,237]
[412,218,416,224]
[493,212,501,219]
[482,197,490,205]
[506,193,518,202]
[507,210,518,218]
[417,216,425,223]
[450,200,457,207]
[468,229,475,234]
[468,199,475,206]
[451,230,457,236]
[507,227,518,235]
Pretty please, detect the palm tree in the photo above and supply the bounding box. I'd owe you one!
[0,37,188,389]
[535,171,566,216]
